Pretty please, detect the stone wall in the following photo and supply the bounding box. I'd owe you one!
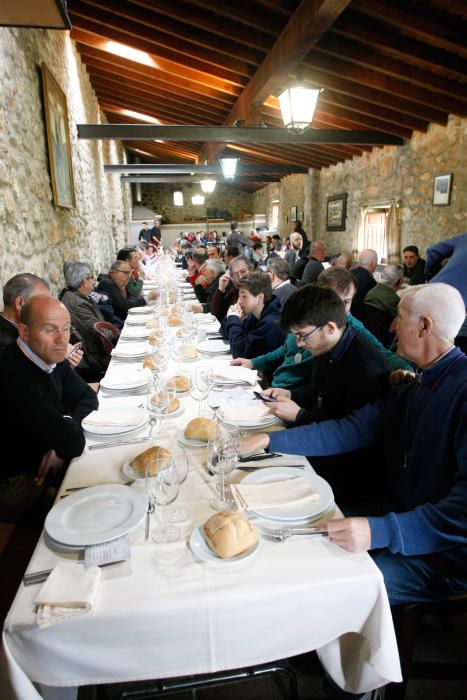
[140,182,253,224]
[0,27,131,300]
[252,116,466,258]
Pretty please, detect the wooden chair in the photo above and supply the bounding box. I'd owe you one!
[93,321,120,358]
[363,303,395,348]
[385,593,467,699]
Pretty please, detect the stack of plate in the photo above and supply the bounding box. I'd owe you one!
[119,326,152,341]
[111,342,152,361]
[220,413,280,431]
[44,485,148,549]
[82,407,149,441]
[197,339,231,355]
[241,467,334,523]
[100,368,152,395]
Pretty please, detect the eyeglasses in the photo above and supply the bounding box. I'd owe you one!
[291,326,322,343]
[115,269,132,275]
[40,325,73,336]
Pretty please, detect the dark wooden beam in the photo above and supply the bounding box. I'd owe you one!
[198,0,353,162]
[121,175,282,183]
[78,124,403,145]
[104,163,309,174]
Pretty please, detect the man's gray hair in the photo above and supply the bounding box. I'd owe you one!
[381,264,403,286]
[229,255,253,272]
[64,262,93,290]
[358,249,378,268]
[3,273,50,306]
[401,283,466,341]
[110,260,125,273]
[267,257,290,281]
[204,259,225,276]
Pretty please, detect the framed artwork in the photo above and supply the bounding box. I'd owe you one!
[41,63,76,208]
[326,193,347,231]
[299,210,304,222]
[290,206,298,222]
[433,173,452,206]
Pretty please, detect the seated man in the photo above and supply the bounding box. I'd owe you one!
[240,283,467,607]
[59,261,110,382]
[117,247,145,297]
[364,263,404,317]
[296,240,327,284]
[266,257,296,307]
[192,258,225,313]
[351,249,378,317]
[210,255,253,322]
[403,244,426,285]
[0,273,50,351]
[96,260,149,323]
[232,267,411,389]
[0,296,98,522]
[220,271,284,359]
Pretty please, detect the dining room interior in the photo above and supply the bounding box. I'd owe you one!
[0,1,466,700]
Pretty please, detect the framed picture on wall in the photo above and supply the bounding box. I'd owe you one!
[41,63,76,209]
[290,206,298,222]
[326,193,347,231]
[433,173,452,206]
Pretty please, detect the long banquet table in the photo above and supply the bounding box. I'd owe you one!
[1,266,402,699]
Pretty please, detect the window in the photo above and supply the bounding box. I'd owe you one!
[173,191,184,206]
[363,209,388,262]
[270,201,279,230]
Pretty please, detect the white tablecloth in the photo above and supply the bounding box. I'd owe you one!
[1,285,401,699]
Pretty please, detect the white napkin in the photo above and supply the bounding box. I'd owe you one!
[220,402,272,423]
[112,343,149,357]
[83,408,146,428]
[34,562,101,629]
[231,477,319,511]
[121,327,150,338]
[101,369,151,389]
[214,366,258,386]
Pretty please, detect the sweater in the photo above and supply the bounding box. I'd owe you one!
[220,296,284,359]
[0,343,98,477]
[210,283,239,322]
[194,274,223,313]
[269,347,467,562]
[364,282,400,317]
[96,275,146,322]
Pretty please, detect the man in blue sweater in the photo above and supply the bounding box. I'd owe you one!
[240,283,466,605]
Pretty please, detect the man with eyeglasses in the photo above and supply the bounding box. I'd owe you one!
[210,255,253,322]
[96,260,148,323]
[0,296,98,522]
[243,285,392,511]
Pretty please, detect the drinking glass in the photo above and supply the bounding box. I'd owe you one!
[192,367,214,415]
[146,379,170,436]
[145,460,180,543]
[208,431,236,511]
[166,448,190,523]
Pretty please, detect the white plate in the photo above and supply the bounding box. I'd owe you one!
[221,416,280,430]
[83,414,148,436]
[161,403,185,419]
[101,371,151,391]
[120,327,152,339]
[127,307,153,315]
[112,343,152,359]
[197,339,231,354]
[190,526,260,567]
[177,429,208,448]
[241,467,334,523]
[45,485,148,547]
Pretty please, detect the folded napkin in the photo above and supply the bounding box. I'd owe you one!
[121,327,150,338]
[231,477,319,512]
[101,369,151,389]
[34,562,101,629]
[214,366,258,386]
[83,408,146,428]
[112,343,149,356]
[220,402,272,423]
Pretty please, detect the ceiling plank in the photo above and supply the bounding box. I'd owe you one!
[198,0,353,163]
[104,163,309,174]
[183,0,286,35]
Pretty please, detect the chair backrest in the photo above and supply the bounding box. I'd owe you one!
[93,321,120,358]
[363,303,395,348]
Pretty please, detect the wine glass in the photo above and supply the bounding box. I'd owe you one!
[208,431,236,511]
[146,379,170,436]
[145,459,180,543]
[166,448,190,523]
[192,367,214,415]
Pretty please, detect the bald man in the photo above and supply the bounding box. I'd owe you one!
[0,297,98,521]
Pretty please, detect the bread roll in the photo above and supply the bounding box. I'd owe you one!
[184,417,217,442]
[180,345,198,359]
[204,512,258,559]
[172,374,191,392]
[167,316,182,327]
[131,446,172,476]
[145,319,157,329]
[165,397,180,414]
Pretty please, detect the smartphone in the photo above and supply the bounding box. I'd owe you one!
[70,342,83,355]
[253,391,277,403]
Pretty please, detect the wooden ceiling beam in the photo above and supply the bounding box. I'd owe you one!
[314,103,413,139]
[332,13,467,81]
[304,52,466,118]
[184,0,285,36]
[316,34,467,103]
[224,143,324,170]
[301,63,448,124]
[198,0,353,163]
[121,175,282,184]
[70,1,257,76]
[352,0,467,56]
[98,99,215,127]
[69,14,248,88]
[76,44,239,106]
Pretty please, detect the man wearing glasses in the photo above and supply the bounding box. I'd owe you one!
[96,260,148,323]
[252,285,391,511]
[0,296,97,522]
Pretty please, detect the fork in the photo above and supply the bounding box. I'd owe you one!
[260,526,328,542]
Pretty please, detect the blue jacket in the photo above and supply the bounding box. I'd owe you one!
[221,296,284,359]
[269,346,467,563]
[425,233,467,304]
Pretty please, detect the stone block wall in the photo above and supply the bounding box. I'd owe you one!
[0,27,131,300]
[140,182,253,224]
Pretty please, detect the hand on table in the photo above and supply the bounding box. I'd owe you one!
[239,433,270,456]
[227,303,244,319]
[230,358,253,369]
[190,303,203,314]
[321,517,371,553]
[266,396,301,422]
[35,449,65,486]
[262,387,291,400]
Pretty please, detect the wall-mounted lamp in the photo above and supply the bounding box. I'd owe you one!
[200,179,216,194]
[191,194,205,205]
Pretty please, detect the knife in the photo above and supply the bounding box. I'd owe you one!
[236,464,306,471]
[88,436,150,450]
[238,453,281,463]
